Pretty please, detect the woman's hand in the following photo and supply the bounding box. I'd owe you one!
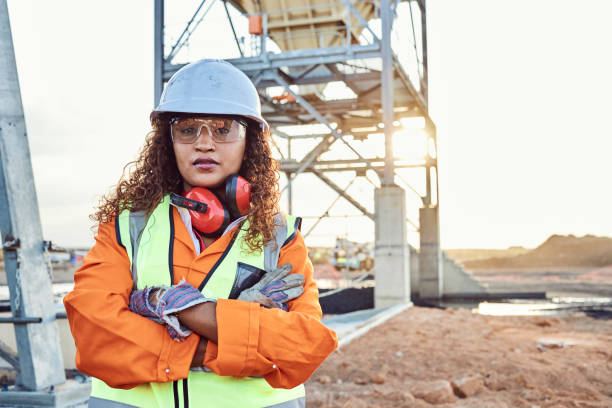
[128,281,214,341]
[237,263,305,310]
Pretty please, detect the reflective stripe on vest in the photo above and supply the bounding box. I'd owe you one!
[93,195,305,408]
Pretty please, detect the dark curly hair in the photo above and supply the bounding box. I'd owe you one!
[92,114,281,252]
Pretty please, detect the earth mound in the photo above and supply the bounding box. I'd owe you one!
[463,234,612,269]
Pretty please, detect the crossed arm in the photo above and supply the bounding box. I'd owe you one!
[64,220,337,389]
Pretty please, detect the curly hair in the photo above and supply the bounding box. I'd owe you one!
[92,115,281,252]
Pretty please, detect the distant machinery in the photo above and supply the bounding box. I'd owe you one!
[155,0,443,304]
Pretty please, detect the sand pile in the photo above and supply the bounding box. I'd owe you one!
[306,307,612,407]
[464,234,612,269]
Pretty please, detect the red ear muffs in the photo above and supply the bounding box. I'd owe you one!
[170,188,229,237]
[170,175,251,237]
[225,175,252,220]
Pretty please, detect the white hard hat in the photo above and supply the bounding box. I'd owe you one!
[152,59,269,132]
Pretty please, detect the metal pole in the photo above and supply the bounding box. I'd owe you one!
[424,164,432,206]
[424,118,434,206]
[0,0,65,390]
[381,0,395,185]
[262,12,268,61]
[154,0,164,106]
[287,138,293,213]
[419,0,429,103]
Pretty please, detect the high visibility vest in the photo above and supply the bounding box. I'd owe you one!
[89,195,306,408]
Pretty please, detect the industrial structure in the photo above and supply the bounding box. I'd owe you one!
[155,0,444,305]
[0,0,90,405]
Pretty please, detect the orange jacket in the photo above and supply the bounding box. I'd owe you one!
[63,208,337,389]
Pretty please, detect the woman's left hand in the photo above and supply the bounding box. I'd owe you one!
[129,281,215,341]
[237,263,305,309]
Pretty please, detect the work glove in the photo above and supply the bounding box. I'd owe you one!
[237,263,305,310]
[129,279,214,341]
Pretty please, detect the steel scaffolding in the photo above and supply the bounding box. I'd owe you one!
[154,0,442,300]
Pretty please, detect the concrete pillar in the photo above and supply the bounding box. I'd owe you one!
[419,206,442,299]
[374,186,410,307]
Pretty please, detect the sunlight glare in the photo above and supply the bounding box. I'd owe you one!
[393,129,428,160]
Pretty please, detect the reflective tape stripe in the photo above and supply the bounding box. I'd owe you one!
[89,396,139,408]
[128,210,148,289]
[266,396,306,408]
[264,213,288,272]
[282,216,301,248]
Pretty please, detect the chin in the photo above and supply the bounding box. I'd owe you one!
[189,174,226,189]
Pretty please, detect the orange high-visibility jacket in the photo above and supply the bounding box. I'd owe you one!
[63,208,338,390]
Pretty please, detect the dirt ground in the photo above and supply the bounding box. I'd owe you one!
[469,266,612,298]
[305,307,612,408]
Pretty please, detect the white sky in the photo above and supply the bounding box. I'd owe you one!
[5,0,612,249]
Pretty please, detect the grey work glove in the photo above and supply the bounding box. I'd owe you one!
[237,263,305,310]
[129,279,214,341]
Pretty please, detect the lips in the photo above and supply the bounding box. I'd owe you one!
[193,157,219,170]
[193,157,219,165]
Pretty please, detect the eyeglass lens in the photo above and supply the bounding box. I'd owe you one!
[171,118,246,144]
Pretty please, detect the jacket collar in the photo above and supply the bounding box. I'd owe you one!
[171,206,240,256]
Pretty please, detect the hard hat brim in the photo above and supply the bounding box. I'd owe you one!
[152,97,269,133]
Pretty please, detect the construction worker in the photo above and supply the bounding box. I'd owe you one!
[64,59,338,408]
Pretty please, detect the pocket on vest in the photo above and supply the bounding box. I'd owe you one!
[228,262,266,299]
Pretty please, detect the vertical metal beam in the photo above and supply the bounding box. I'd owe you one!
[419,0,429,103]
[381,0,395,186]
[261,12,268,61]
[0,0,65,390]
[424,118,435,206]
[424,166,432,206]
[154,0,164,106]
[287,138,293,213]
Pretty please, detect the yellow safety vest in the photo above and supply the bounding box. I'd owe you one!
[89,195,305,408]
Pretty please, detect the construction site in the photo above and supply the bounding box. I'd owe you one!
[1,0,611,407]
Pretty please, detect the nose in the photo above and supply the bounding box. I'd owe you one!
[194,124,215,150]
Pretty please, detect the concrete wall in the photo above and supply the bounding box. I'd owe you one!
[441,252,487,295]
[409,248,486,298]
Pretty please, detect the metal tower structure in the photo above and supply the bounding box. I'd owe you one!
[0,0,89,405]
[154,0,442,302]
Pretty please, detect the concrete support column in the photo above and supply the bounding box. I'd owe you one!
[374,186,410,307]
[419,206,442,299]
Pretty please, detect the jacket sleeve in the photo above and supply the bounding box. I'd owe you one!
[63,220,199,389]
[203,229,338,389]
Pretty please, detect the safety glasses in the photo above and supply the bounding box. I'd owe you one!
[170,117,247,144]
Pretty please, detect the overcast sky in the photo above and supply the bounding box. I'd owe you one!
[5,0,612,249]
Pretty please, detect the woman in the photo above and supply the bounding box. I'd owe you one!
[64,59,338,408]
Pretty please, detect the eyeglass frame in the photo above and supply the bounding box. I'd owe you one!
[169,115,249,144]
